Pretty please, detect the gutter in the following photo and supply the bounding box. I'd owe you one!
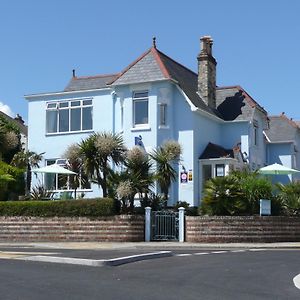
[24,87,113,99]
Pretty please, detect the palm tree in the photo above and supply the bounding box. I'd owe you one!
[63,144,86,199]
[79,132,126,197]
[150,140,182,205]
[11,150,44,195]
[113,146,154,211]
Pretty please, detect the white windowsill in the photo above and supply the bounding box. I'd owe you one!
[158,125,169,129]
[49,189,93,193]
[131,126,151,132]
[46,130,94,136]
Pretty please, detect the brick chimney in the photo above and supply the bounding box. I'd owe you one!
[197,36,217,109]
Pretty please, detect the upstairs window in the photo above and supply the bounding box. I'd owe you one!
[253,119,258,146]
[133,91,148,127]
[159,103,167,126]
[46,99,93,134]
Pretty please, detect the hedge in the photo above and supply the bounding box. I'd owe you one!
[0,198,116,217]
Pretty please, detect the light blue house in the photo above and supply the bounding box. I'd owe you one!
[25,36,271,206]
[264,113,300,183]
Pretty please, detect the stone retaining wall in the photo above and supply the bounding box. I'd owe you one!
[2,215,300,243]
[186,216,300,242]
[0,215,145,242]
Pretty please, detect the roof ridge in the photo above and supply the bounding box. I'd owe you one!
[108,48,153,85]
[151,47,171,79]
[74,73,119,80]
[278,113,299,129]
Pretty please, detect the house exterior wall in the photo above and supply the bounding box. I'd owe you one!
[248,110,268,170]
[26,75,274,206]
[267,143,293,184]
[193,113,221,206]
[27,89,114,198]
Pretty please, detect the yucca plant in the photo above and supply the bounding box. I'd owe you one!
[150,140,182,205]
[201,176,244,216]
[276,182,300,215]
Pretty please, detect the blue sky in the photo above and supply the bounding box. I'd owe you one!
[1,0,300,122]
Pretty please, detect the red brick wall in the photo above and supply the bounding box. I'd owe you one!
[0,215,145,242]
[186,216,300,242]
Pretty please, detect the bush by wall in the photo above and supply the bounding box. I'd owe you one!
[0,198,116,217]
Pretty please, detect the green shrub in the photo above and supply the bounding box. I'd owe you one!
[174,201,190,210]
[0,198,116,217]
[0,161,25,201]
[200,170,274,216]
[276,182,300,215]
[201,176,243,216]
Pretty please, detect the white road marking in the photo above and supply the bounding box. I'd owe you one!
[249,249,267,252]
[176,253,193,257]
[211,251,228,254]
[293,274,300,290]
[231,250,246,253]
[193,252,209,255]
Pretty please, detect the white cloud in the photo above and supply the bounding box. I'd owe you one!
[0,102,14,117]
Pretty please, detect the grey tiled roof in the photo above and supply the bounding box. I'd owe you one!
[199,142,234,159]
[216,86,263,121]
[111,51,166,85]
[264,114,299,142]
[62,46,266,123]
[157,50,219,115]
[64,74,118,91]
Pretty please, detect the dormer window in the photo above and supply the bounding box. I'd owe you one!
[133,91,148,127]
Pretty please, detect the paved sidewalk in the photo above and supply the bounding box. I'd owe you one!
[0,241,299,250]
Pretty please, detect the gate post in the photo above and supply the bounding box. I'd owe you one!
[178,207,185,243]
[145,207,152,242]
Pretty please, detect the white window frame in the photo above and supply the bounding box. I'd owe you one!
[44,159,91,192]
[133,91,149,128]
[253,119,259,146]
[46,98,93,135]
[159,103,167,127]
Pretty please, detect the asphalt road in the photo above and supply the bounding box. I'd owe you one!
[0,248,299,300]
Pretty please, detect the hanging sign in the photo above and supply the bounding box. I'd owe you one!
[188,169,193,182]
[180,171,188,184]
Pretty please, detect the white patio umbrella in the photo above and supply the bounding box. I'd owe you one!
[31,164,77,175]
[258,163,300,175]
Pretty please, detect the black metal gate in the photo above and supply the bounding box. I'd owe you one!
[151,211,179,241]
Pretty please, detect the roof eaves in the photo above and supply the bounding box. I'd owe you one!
[25,87,112,99]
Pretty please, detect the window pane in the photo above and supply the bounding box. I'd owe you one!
[83,99,92,106]
[202,165,212,188]
[71,108,81,131]
[71,101,80,107]
[82,107,93,130]
[46,110,58,133]
[59,102,69,108]
[47,103,57,109]
[134,91,148,98]
[160,104,167,126]
[45,160,56,190]
[216,164,225,177]
[59,109,69,132]
[134,100,148,125]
